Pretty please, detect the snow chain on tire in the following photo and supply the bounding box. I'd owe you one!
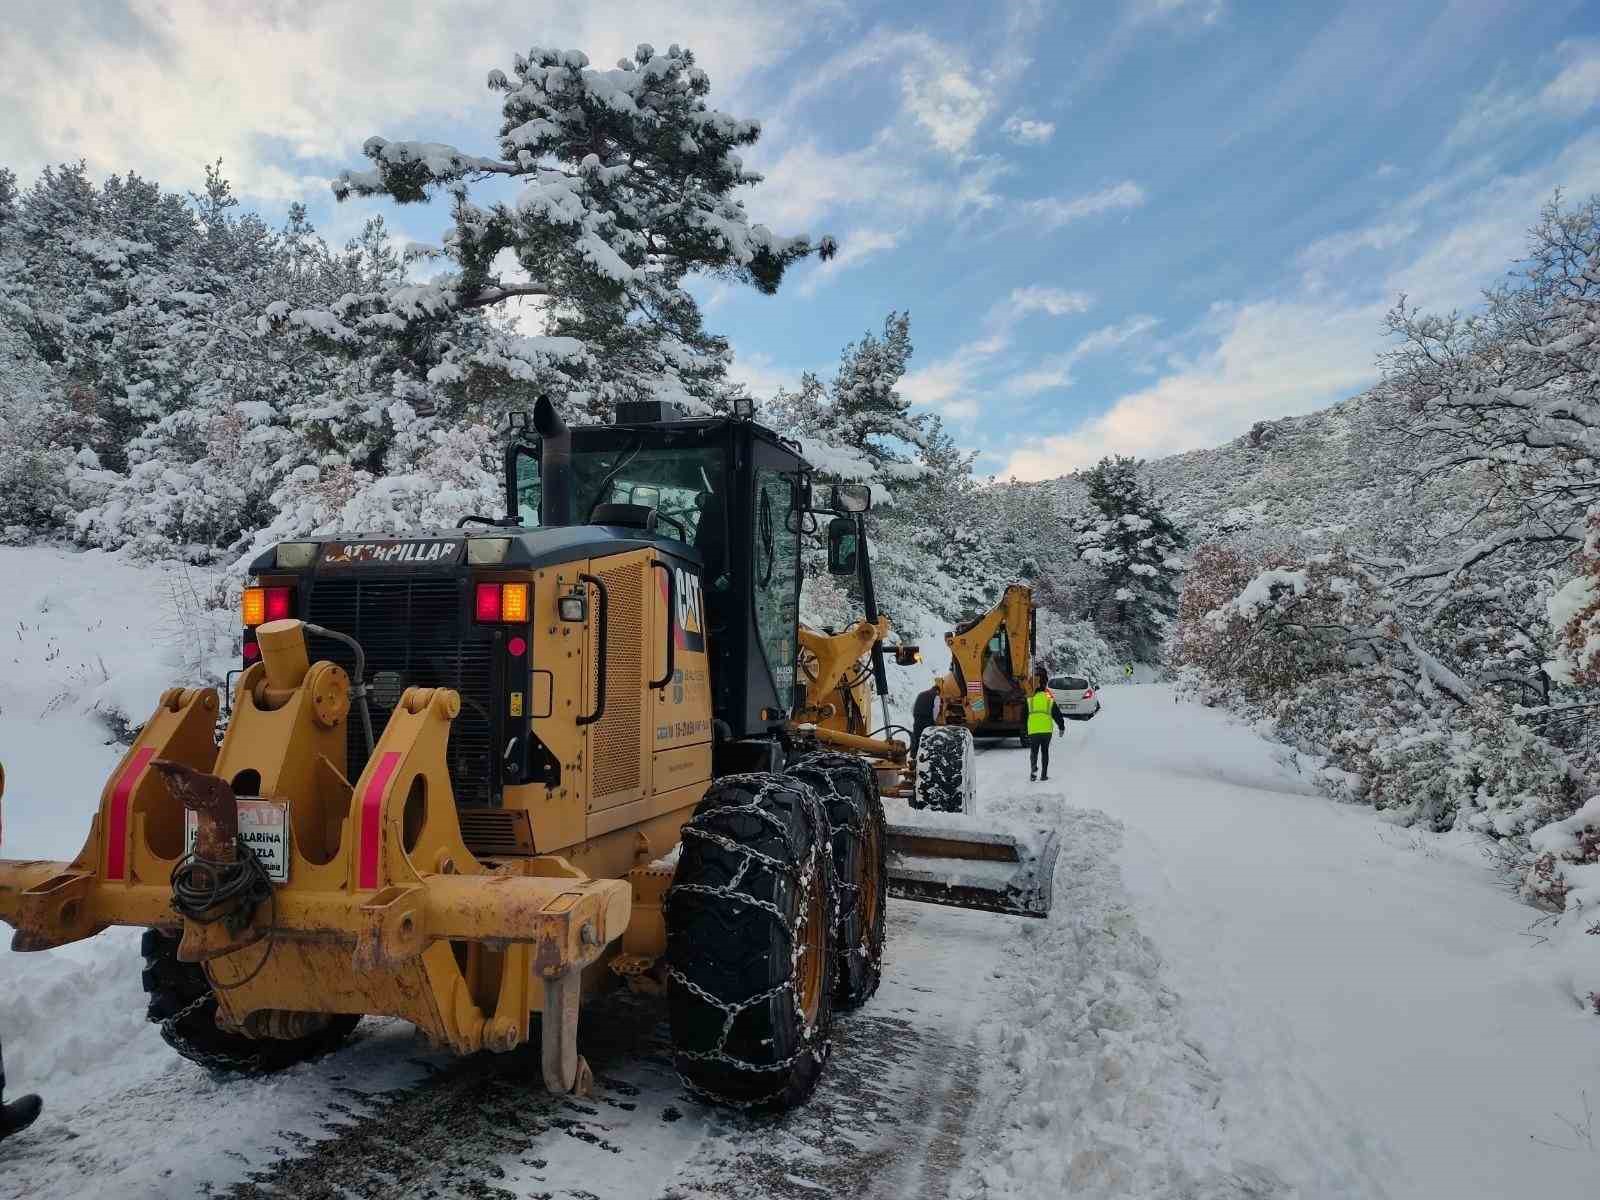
[664,772,837,1111]
[786,752,888,1010]
[913,724,977,813]
[141,929,359,1074]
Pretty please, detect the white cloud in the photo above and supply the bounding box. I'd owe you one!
[1001,113,1055,145]
[797,228,903,296]
[1539,43,1600,113]
[900,329,1018,420]
[1024,181,1146,229]
[750,138,938,229]
[1385,129,1600,310]
[902,63,993,156]
[1298,221,1418,271]
[1006,286,1094,317]
[728,350,807,400]
[0,1,817,200]
[1449,42,1600,148]
[1127,0,1225,26]
[1003,314,1159,396]
[1001,300,1380,479]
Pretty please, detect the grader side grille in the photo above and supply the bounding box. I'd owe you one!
[458,808,536,857]
[592,560,644,800]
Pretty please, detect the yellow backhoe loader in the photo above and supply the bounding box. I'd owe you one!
[933,583,1040,742]
[0,399,1057,1113]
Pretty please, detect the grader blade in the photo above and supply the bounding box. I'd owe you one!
[884,824,1060,919]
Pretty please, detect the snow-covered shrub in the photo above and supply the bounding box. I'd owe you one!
[1034,613,1118,684]
[1523,797,1600,911]
[1180,543,1582,833]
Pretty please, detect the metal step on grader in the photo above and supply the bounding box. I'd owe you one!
[0,398,1059,1110]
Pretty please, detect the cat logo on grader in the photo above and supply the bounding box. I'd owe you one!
[0,398,1058,1109]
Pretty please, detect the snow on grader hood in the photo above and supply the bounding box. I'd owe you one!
[0,398,1058,1110]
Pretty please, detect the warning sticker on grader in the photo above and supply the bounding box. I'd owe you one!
[184,800,290,882]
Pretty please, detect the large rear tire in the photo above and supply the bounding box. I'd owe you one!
[665,773,836,1110]
[142,929,359,1074]
[912,725,977,813]
[787,752,887,1011]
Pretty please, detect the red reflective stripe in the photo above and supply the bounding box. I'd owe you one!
[106,746,157,881]
[358,751,402,890]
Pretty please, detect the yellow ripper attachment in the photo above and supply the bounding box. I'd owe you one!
[0,619,628,1093]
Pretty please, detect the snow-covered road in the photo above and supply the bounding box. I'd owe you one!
[1,549,1595,1199]
[1024,688,1599,1198]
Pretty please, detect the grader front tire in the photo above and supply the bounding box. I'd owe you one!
[664,773,836,1110]
[787,752,887,1011]
[141,930,359,1074]
[913,725,977,813]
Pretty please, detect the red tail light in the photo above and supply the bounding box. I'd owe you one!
[264,586,293,621]
[1083,689,1095,699]
[475,582,503,623]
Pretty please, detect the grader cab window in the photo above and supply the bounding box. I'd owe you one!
[513,439,725,554]
[753,468,801,700]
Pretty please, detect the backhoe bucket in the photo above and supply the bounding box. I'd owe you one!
[884,823,1060,919]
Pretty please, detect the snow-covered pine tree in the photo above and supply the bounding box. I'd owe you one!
[900,416,998,619]
[276,42,834,424]
[1074,455,1185,660]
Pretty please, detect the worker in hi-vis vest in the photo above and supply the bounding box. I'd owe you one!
[1026,669,1067,783]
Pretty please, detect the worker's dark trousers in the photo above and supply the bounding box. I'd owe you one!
[1027,732,1051,777]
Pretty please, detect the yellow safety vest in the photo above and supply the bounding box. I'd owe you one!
[1027,689,1054,735]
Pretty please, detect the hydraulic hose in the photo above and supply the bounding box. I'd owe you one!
[302,622,375,758]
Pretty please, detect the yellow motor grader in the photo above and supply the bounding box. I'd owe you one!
[0,399,1056,1111]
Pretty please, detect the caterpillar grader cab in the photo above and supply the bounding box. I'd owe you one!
[0,398,1057,1114]
[933,583,1041,742]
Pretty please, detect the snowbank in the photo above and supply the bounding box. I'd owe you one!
[0,546,235,1105]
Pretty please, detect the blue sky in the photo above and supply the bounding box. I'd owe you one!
[5,1,1600,477]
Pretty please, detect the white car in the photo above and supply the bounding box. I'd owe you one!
[1048,674,1101,721]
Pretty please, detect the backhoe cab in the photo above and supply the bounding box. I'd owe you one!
[0,397,1057,1114]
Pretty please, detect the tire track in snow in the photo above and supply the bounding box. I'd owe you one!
[950,804,1292,1199]
[0,900,1011,1200]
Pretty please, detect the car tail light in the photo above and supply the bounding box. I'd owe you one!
[1083,688,1095,700]
[475,582,530,624]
